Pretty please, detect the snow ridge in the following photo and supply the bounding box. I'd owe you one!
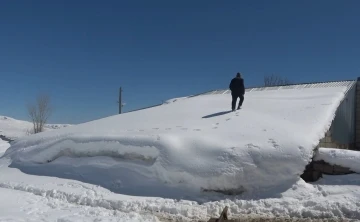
[0,138,10,156]
[8,136,159,164]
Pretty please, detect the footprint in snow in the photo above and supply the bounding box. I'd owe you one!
[193,129,201,131]
[268,139,280,149]
[213,127,218,129]
[165,128,172,130]
[181,128,188,131]
[246,143,261,149]
[152,128,159,130]
[226,118,231,121]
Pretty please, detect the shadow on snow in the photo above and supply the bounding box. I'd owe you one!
[202,111,232,119]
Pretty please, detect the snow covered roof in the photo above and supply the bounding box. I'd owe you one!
[4,83,350,197]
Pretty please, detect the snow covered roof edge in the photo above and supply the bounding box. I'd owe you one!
[125,80,356,113]
[195,80,357,97]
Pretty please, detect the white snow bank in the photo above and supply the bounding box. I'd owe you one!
[0,115,71,139]
[314,148,360,173]
[0,139,10,156]
[4,86,348,195]
[0,187,159,222]
[1,159,360,220]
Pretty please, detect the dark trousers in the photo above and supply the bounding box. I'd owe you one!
[231,93,244,110]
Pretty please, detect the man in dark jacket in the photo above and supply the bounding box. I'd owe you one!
[229,72,245,111]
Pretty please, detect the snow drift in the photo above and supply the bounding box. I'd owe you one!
[0,138,10,156]
[315,148,360,173]
[3,86,349,197]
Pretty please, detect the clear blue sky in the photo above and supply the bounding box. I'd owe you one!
[1,1,359,124]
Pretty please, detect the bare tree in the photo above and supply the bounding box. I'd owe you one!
[27,94,52,134]
[264,74,292,87]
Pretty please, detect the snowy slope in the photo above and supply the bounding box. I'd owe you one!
[315,148,360,173]
[0,115,71,139]
[3,86,348,197]
[0,139,10,156]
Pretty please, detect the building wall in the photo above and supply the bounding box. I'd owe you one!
[356,78,360,150]
[318,129,354,149]
[318,81,357,150]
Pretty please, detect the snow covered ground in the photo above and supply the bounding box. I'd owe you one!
[0,187,159,222]
[1,85,360,221]
[0,157,360,221]
[0,115,71,139]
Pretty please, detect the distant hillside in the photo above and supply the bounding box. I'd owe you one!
[0,116,71,140]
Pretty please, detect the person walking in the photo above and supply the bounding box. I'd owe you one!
[229,72,245,111]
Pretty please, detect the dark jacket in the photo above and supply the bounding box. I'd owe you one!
[229,77,245,95]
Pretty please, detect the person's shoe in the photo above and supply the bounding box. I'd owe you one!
[237,107,241,110]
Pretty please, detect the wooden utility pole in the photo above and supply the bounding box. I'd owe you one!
[118,87,122,114]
